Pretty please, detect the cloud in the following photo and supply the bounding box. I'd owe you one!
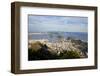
[28,15,88,32]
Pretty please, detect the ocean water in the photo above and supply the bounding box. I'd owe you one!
[28,32,88,42]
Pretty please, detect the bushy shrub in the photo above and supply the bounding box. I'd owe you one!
[28,49,81,60]
[59,50,81,59]
[28,41,81,60]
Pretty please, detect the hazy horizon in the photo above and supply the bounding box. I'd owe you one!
[28,15,88,33]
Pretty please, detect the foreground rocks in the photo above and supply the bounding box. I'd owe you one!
[28,39,88,60]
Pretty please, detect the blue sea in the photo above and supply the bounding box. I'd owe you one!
[28,32,88,42]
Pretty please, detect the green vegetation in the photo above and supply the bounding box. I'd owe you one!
[59,50,81,59]
[28,41,81,60]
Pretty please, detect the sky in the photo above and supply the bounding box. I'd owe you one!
[28,15,88,33]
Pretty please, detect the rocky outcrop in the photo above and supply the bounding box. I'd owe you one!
[28,39,88,60]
